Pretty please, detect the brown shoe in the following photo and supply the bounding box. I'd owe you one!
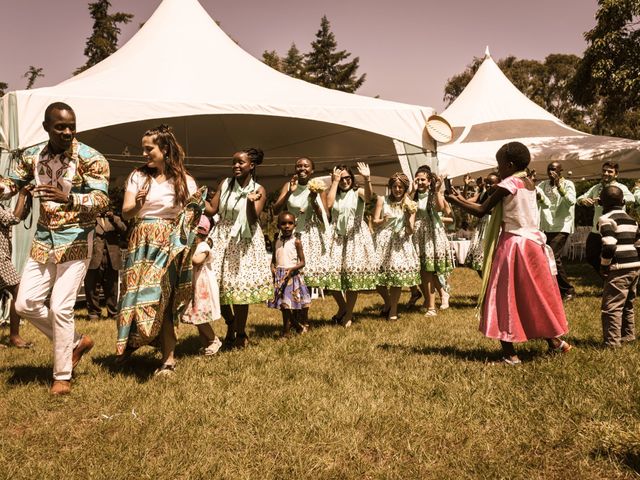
[72,335,95,370]
[50,380,71,395]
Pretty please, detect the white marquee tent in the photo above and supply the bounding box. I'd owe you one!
[437,49,640,180]
[0,0,435,190]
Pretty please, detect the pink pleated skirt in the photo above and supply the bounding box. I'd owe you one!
[480,232,568,342]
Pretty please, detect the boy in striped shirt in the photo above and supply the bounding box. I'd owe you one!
[598,186,640,347]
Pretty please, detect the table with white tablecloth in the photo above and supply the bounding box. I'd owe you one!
[450,239,471,265]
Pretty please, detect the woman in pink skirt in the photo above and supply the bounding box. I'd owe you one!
[446,142,571,364]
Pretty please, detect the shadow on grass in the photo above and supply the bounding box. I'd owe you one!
[378,343,495,362]
[4,365,51,385]
[92,354,157,382]
[592,445,640,475]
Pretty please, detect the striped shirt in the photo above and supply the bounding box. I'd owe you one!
[598,209,640,270]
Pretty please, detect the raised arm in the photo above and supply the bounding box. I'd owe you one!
[246,185,267,224]
[446,185,510,218]
[68,152,110,214]
[272,177,297,214]
[357,162,372,203]
[326,167,342,213]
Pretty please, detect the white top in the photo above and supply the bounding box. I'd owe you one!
[499,175,546,246]
[194,240,213,265]
[126,170,197,219]
[274,236,298,269]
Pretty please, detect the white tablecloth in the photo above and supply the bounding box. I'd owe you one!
[450,240,471,265]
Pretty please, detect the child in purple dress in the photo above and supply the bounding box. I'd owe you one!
[268,212,311,336]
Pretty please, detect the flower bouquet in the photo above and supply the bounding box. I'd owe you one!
[308,178,327,194]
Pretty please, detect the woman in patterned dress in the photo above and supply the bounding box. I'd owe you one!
[117,124,204,375]
[411,166,454,317]
[372,173,420,321]
[325,163,379,327]
[0,184,33,348]
[272,157,330,326]
[208,148,272,348]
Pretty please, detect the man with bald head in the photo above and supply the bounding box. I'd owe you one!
[537,161,576,300]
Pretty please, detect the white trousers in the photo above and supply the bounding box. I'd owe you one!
[15,255,90,380]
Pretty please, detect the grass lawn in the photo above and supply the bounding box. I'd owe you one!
[1,263,640,479]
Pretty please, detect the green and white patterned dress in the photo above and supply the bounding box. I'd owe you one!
[208,178,272,304]
[286,183,331,288]
[325,189,379,291]
[413,191,455,275]
[374,197,420,287]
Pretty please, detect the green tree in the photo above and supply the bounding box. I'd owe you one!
[75,0,133,75]
[23,66,44,90]
[262,50,282,71]
[0,82,7,97]
[304,16,365,92]
[569,0,640,139]
[282,43,306,79]
[571,0,640,116]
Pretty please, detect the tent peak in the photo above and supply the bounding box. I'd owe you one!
[484,46,491,58]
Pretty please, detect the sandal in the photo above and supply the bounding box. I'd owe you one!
[201,338,223,356]
[407,290,422,308]
[114,346,137,367]
[424,308,437,317]
[550,340,572,354]
[493,356,522,365]
[331,313,346,325]
[154,363,176,376]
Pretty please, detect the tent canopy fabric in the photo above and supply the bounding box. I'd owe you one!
[438,51,640,180]
[0,0,433,188]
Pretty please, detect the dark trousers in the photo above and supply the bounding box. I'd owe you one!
[84,265,120,317]
[586,232,603,275]
[546,231,574,296]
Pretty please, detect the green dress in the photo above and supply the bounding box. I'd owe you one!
[208,178,272,304]
[325,189,379,291]
[286,183,330,288]
[374,197,420,287]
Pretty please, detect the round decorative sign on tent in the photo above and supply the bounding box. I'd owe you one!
[425,115,453,144]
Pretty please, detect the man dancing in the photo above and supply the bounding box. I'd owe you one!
[0,102,109,395]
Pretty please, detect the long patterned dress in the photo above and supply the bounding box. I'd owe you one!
[413,191,454,281]
[374,198,420,287]
[116,189,206,355]
[325,189,379,291]
[285,182,331,288]
[208,178,272,304]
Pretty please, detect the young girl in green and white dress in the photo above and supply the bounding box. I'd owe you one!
[325,163,379,327]
[272,157,331,326]
[208,148,272,349]
[372,173,420,321]
[411,166,454,317]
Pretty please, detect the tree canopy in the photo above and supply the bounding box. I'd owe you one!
[23,66,44,90]
[262,16,365,93]
[0,82,7,97]
[75,0,133,75]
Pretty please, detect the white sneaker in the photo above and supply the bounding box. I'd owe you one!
[202,337,223,356]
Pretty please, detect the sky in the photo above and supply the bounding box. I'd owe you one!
[0,0,599,111]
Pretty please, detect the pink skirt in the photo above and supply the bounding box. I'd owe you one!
[480,232,568,342]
